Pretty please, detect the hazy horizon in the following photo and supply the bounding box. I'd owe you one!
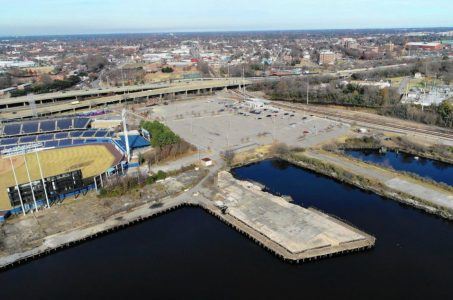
[1,26,453,39]
[1,0,452,36]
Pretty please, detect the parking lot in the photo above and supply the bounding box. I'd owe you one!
[147,96,349,153]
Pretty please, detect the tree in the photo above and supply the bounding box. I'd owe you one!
[437,100,453,128]
[223,150,235,167]
[0,74,12,89]
[197,61,210,77]
[84,55,108,72]
[161,67,174,73]
[141,120,180,148]
[40,74,53,85]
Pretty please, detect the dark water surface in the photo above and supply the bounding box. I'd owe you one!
[345,149,452,185]
[0,159,452,299]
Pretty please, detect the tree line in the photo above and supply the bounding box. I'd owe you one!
[251,77,400,108]
[10,75,82,97]
[252,76,453,128]
[352,59,453,85]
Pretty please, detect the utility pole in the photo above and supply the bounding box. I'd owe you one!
[306,76,309,105]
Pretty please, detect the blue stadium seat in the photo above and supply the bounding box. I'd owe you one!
[70,131,84,138]
[55,132,69,139]
[3,124,21,136]
[44,140,58,148]
[72,139,84,145]
[82,130,97,137]
[74,118,90,129]
[58,139,73,147]
[0,138,19,145]
[19,136,37,143]
[57,118,72,130]
[40,120,56,132]
[94,130,108,137]
[22,122,39,134]
[37,134,54,141]
[114,139,127,151]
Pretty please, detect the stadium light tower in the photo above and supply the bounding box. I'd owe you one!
[35,151,50,208]
[2,143,45,214]
[8,157,26,216]
[122,109,131,162]
[23,155,38,212]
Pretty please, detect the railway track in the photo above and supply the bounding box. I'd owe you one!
[274,102,453,141]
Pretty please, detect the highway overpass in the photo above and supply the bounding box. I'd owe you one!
[0,78,251,120]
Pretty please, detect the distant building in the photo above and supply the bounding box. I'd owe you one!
[405,42,442,51]
[345,40,359,49]
[319,50,336,65]
[441,40,453,47]
[384,43,395,52]
[0,60,36,68]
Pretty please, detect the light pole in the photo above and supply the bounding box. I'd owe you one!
[9,157,26,215]
[35,151,50,208]
[272,116,277,142]
[23,155,38,212]
[122,109,131,162]
[226,115,231,149]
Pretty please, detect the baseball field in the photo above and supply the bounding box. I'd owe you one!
[0,144,122,211]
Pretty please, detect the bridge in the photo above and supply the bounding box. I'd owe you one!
[0,78,251,120]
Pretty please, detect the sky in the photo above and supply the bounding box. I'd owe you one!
[0,0,452,36]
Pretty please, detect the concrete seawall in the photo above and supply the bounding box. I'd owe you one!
[0,172,376,270]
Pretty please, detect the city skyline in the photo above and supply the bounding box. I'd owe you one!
[0,0,452,36]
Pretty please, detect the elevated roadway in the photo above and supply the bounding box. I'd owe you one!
[0,78,251,120]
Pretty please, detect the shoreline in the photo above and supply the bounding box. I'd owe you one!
[0,172,376,271]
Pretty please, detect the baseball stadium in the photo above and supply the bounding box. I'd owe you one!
[0,115,150,216]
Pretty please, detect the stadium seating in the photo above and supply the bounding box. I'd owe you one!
[0,115,151,157]
[2,124,21,136]
[73,118,91,129]
[22,122,39,134]
[55,132,69,139]
[39,120,57,133]
[0,117,91,137]
[0,129,119,151]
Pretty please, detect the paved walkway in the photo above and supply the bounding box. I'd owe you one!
[305,151,453,211]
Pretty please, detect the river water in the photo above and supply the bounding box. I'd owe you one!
[0,159,452,299]
[345,149,452,186]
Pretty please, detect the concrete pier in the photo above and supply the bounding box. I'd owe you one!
[213,172,375,261]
